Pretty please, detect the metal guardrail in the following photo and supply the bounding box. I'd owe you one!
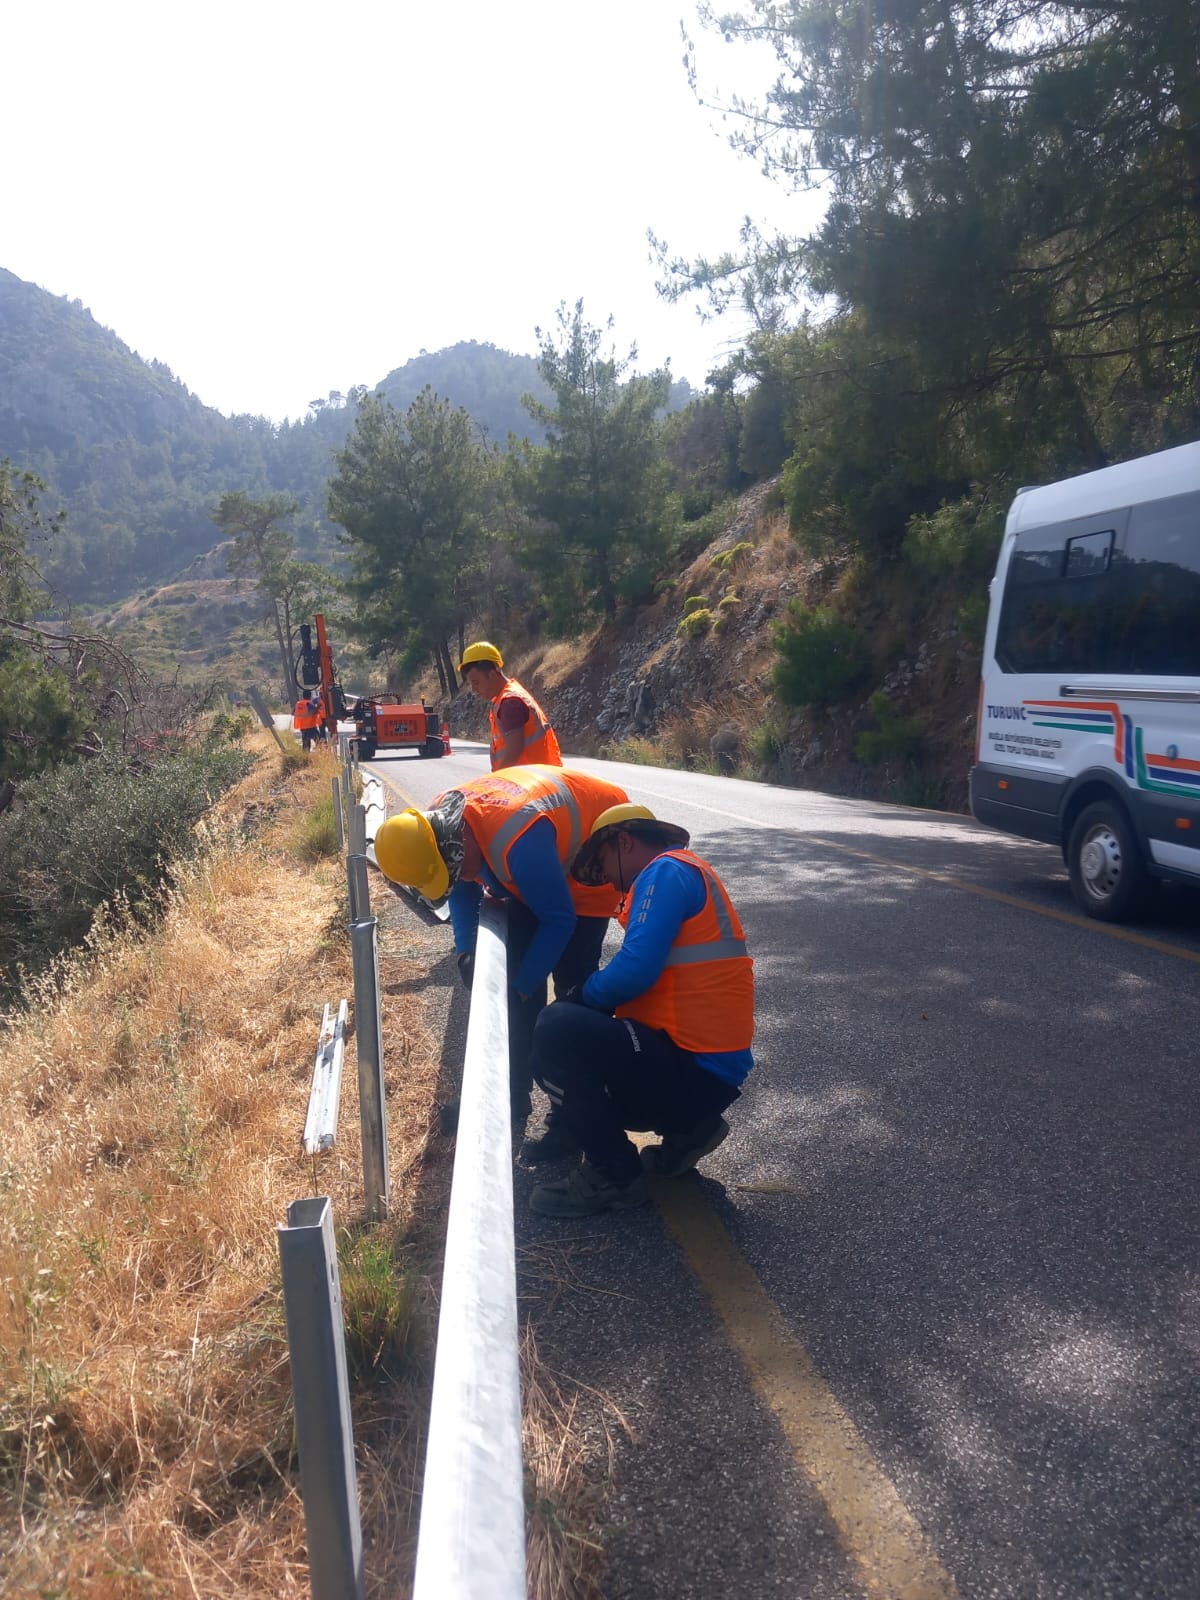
[412,898,527,1600]
[283,761,525,1599]
[303,1001,349,1155]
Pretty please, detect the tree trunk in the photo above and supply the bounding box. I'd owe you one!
[436,635,458,701]
[271,598,296,705]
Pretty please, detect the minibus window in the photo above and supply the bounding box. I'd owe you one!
[996,524,1119,673]
[1109,492,1200,675]
[1064,529,1112,576]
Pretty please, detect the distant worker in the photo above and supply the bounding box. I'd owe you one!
[525,805,755,1219]
[310,691,330,743]
[293,689,320,751]
[373,765,628,1147]
[459,641,562,769]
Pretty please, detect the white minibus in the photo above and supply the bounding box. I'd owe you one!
[970,440,1200,920]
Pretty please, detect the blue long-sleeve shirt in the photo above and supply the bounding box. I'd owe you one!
[581,854,754,1086]
[447,817,576,996]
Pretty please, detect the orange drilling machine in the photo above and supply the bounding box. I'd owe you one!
[296,615,444,761]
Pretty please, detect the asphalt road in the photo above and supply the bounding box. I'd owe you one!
[369,740,1200,1600]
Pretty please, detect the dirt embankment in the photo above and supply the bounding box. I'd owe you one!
[448,481,982,812]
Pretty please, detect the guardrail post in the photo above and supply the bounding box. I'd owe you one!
[277,1197,365,1600]
[331,776,345,852]
[350,917,389,1219]
[412,900,526,1599]
[349,801,367,858]
[347,854,370,925]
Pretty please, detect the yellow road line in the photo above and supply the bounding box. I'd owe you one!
[652,1176,961,1600]
[628,782,1200,967]
[805,833,1200,968]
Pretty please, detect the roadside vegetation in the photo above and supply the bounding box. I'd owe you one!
[0,732,613,1598]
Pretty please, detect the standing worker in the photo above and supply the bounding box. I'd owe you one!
[372,765,628,1149]
[310,690,329,744]
[525,805,755,1219]
[293,689,319,751]
[459,641,562,769]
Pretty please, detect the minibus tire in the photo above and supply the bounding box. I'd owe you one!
[1066,800,1148,922]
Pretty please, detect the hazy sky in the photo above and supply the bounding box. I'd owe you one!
[4,0,820,424]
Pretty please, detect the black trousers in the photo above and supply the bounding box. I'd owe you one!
[529,1002,740,1183]
[505,906,609,1121]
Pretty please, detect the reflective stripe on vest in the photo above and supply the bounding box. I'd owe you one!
[458,766,624,919]
[489,679,561,767]
[615,851,753,1052]
[483,778,582,881]
[662,860,749,966]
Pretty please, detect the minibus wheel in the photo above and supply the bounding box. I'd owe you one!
[1066,800,1148,921]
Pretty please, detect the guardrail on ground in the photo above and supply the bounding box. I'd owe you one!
[413,898,526,1600]
[280,745,525,1599]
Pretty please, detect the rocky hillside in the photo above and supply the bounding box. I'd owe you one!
[446,481,982,813]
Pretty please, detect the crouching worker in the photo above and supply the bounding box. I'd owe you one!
[371,766,628,1142]
[527,805,754,1219]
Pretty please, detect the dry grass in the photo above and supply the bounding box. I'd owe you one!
[518,631,604,696]
[522,1327,629,1600]
[0,732,617,1599]
[0,737,437,1597]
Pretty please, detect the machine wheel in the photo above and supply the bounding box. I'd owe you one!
[1066,799,1148,922]
[358,738,376,761]
[423,735,445,758]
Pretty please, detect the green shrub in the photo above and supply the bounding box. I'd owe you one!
[296,793,341,861]
[717,592,741,610]
[903,491,1003,580]
[663,495,739,566]
[0,740,254,989]
[746,713,788,768]
[677,607,714,639]
[957,587,988,647]
[709,541,754,572]
[208,710,254,744]
[682,595,707,615]
[338,1230,424,1384]
[599,735,662,765]
[854,693,926,765]
[893,772,945,809]
[771,601,869,707]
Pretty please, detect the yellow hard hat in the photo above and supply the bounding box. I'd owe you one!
[374,808,450,901]
[459,640,503,672]
[571,804,690,884]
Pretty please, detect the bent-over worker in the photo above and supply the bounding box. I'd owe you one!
[372,765,628,1146]
[526,804,755,1219]
[459,641,562,769]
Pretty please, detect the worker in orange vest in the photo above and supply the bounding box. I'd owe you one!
[525,804,755,1218]
[373,765,629,1144]
[458,641,562,768]
[293,690,320,750]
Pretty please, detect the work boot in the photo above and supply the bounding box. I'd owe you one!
[529,1161,650,1218]
[520,1117,581,1165]
[641,1115,730,1178]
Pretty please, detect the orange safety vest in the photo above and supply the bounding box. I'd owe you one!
[489,678,562,768]
[451,765,625,919]
[294,698,319,730]
[616,850,754,1053]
